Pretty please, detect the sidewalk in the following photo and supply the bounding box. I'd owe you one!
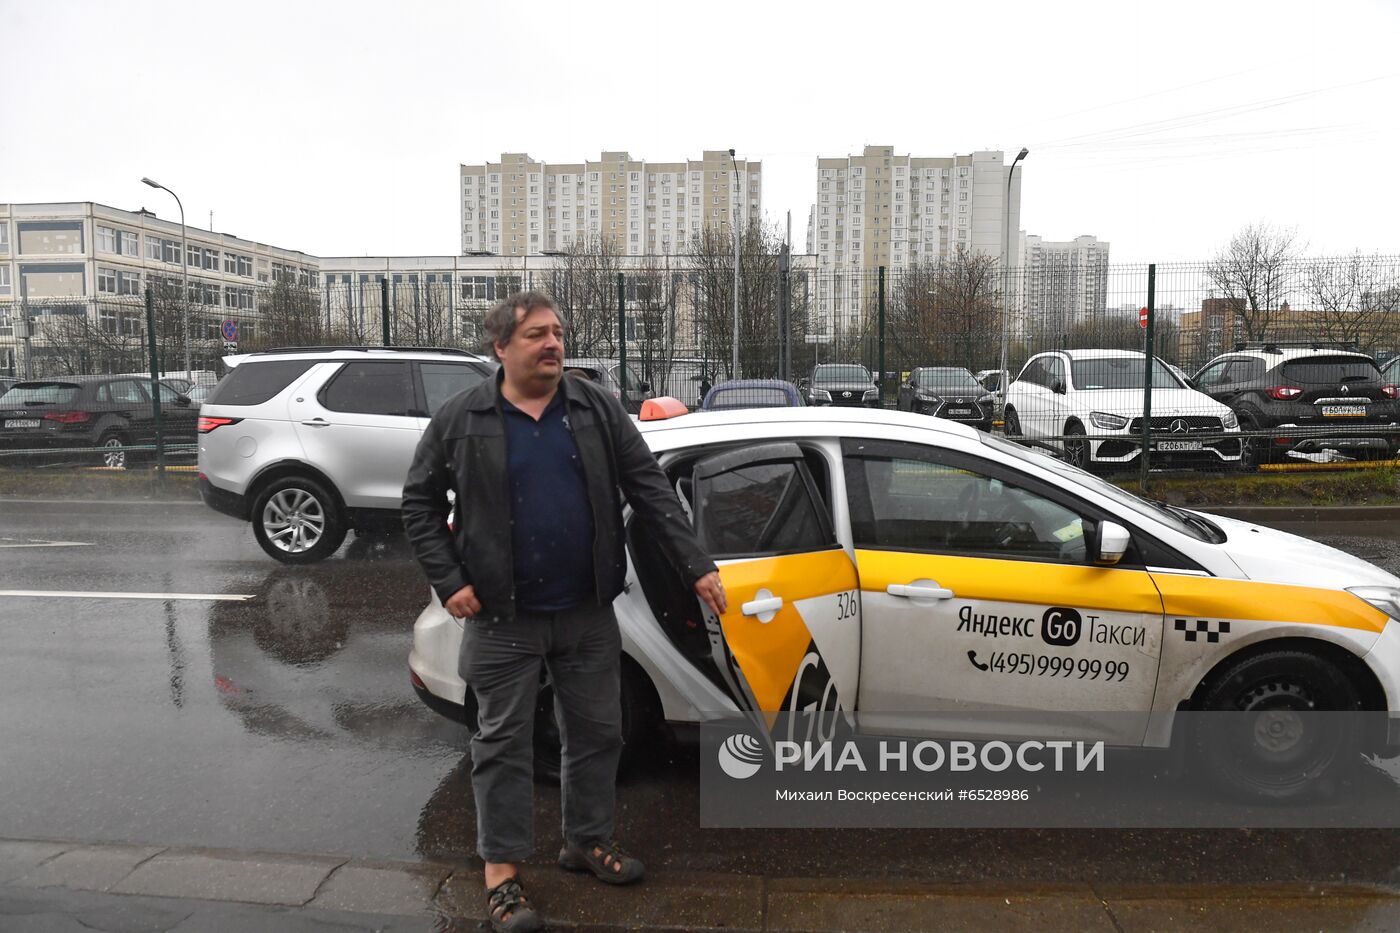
[5,837,1400,932]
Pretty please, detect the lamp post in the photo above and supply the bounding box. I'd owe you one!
[997,148,1028,414]
[729,148,740,379]
[141,177,189,377]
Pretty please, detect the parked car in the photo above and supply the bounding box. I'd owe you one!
[802,363,879,407]
[897,367,995,431]
[700,378,804,411]
[563,357,654,414]
[1193,346,1400,465]
[185,383,215,404]
[1003,349,1242,472]
[1383,355,1400,386]
[0,376,18,398]
[197,346,496,563]
[0,374,198,469]
[410,404,1400,801]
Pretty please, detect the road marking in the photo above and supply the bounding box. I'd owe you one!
[0,590,254,602]
[0,539,95,549]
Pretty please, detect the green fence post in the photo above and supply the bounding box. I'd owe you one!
[144,286,166,484]
[878,266,887,407]
[1139,264,1157,491]
[381,277,391,347]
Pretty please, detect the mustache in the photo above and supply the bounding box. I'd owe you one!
[538,350,562,361]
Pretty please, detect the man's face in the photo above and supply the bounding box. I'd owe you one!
[495,305,565,389]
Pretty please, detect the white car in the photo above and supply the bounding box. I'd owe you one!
[1003,349,1242,471]
[410,404,1400,800]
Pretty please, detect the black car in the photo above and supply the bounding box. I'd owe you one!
[802,363,879,407]
[896,366,995,431]
[1192,346,1400,464]
[0,375,199,469]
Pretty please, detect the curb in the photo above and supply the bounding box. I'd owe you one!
[4,838,1400,932]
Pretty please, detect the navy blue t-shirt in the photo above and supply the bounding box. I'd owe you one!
[500,392,597,612]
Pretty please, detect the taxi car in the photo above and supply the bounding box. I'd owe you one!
[409,403,1400,800]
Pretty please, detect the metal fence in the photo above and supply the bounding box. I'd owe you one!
[4,254,1399,480]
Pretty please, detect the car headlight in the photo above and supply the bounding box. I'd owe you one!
[1089,411,1129,430]
[1222,410,1239,430]
[863,388,879,400]
[1348,586,1400,621]
[811,388,831,401]
[916,391,941,401]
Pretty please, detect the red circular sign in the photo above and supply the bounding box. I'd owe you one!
[1138,307,1149,328]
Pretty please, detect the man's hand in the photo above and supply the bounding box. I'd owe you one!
[445,585,482,619]
[694,571,727,617]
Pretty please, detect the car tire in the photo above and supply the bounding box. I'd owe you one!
[251,475,348,564]
[1063,422,1091,470]
[1192,648,1361,802]
[1237,411,1265,471]
[1003,407,1022,438]
[97,431,130,470]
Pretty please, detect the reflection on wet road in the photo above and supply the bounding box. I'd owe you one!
[5,500,1400,886]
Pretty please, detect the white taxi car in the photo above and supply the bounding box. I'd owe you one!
[409,404,1400,800]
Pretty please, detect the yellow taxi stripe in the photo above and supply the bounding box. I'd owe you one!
[854,550,1162,614]
[1152,575,1389,633]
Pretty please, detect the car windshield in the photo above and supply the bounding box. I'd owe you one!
[917,368,980,390]
[707,387,793,409]
[1280,357,1380,384]
[1,383,80,407]
[816,365,871,382]
[976,432,1218,542]
[1070,358,1181,390]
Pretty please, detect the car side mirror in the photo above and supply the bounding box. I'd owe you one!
[1096,521,1130,565]
[176,394,192,407]
[1051,380,1066,395]
[639,381,652,393]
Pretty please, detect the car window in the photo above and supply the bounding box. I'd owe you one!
[923,369,982,391]
[1195,360,1230,386]
[843,440,1090,564]
[207,359,316,407]
[1069,357,1177,389]
[705,387,793,409]
[3,383,80,406]
[1280,356,1380,384]
[1225,359,1265,383]
[320,361,414,416]
[816,365,872,382]
[108,380,147,404]
[1017,360,1044,387]
[420,363,488,415]
[156,383,184,403]
[693,454,835,559]
[1043,357,1065,387]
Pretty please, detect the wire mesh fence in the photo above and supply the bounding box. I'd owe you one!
[3,254,1399,480]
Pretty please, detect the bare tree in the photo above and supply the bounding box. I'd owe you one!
[1305,253,1400,353]
[550,235,622,357]
[686,219,788,379]
[1205,224,1303,341]
[246,278,323,351]
[886,248,1003,373]
[625,254,680,397]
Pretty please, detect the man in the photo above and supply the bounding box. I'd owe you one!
[403,291,726,933]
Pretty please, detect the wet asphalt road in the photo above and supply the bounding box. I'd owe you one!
[4,499,1400,888]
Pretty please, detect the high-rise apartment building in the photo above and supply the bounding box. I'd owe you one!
[1015,233,1111,337]
[460,151,761,257]
[805,147,1023,271]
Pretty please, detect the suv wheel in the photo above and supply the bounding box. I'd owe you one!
[98,431,130,470]
[1003,407,1022,438]
[1063,422,1091,470]
[252,475,348,564]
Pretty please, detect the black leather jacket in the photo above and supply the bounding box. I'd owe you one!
[402,370,716,622]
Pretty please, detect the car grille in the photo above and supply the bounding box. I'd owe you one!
[828,390,866,405]
[1127,415,1223,433]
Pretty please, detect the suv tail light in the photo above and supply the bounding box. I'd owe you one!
[1383,384,1399,400]
[198,416,242,433]
[43,411,90,424]
[1265,385,1303,400]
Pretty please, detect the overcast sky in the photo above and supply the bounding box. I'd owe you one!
[2,0,1396,264]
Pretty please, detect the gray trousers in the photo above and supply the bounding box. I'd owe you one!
[460,603,623,863]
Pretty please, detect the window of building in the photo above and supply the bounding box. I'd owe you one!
[19,263,84,297]
[97,225,117,253]
[18,222,83,255]
[98,266,118,293]
[0,266,9,296]
[0,224,9,254]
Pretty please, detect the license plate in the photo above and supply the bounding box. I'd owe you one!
[946,408,973,416]
[4,419,40,429]
[1322,405,1366,416]
[1156,440,1202,451]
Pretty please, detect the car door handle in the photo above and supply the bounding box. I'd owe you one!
[887,583,955,600]
[300,418,331,427]
[741,595,784,616]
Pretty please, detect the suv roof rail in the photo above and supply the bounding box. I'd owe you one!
[1231,340,1361,353]
[245,346,484,358]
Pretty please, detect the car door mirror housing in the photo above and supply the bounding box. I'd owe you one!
[1052,380,1067,395]
[1096,521,1130,565]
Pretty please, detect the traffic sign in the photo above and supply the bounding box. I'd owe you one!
[223,341,238,353]
[1138,307,1149,329]
[221,319,238,341]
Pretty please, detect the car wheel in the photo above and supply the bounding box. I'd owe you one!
[1003,407,1022,438]
[1063,422,1091,470]
[1237,412,1265,471]
[251,475,348,564]
[97,431,129,470]
[1192,649,1361,802]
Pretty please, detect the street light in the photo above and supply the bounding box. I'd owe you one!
[141,176,189,377]
[997,148,1028,414]
[729,148,740,379]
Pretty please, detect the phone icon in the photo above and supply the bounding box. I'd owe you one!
[967,650,989,672]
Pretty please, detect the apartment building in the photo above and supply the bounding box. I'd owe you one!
[0,202,318,375]
[459,151,761,257]
[806,146,1023,272]
[1014,233,1111,338]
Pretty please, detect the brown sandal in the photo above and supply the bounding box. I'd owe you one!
[558,839,645,885]
[485,876,542,932]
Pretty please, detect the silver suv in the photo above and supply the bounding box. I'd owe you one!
[198,347,497,563]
